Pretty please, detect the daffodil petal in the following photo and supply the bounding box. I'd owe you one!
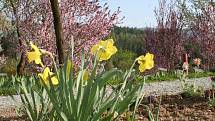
[27,52,37,63]
[51,76,59,85]
[43,67,51,78]
[91,44,100,55]
[27,42,44,66]
[145,53,154,60]
[38,67,59,86]
[139,64,146,72]
[106,39,114,46]
[108,46,117,55]
[137,55,145,64]
[99,52,112,61]
[137,53,154,72]
[91,39,117,61]
[35,58,44,67]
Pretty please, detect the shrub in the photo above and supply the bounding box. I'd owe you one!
[111,49,137,71]
[144,0,185,71]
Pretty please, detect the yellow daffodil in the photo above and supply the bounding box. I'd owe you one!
[82,69,89,81]
[27,42,44,67]
[137,53,154,72]
[38,67,59,86]
[91,39,117,61]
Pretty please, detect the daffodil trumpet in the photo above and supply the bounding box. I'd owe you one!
[91,39,117,62]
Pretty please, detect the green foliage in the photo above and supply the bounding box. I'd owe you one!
[0,87,17,96]
[180,72,204,98]
[15,52,145,121]
[135,71,215,83]
[208,99,215,107]
[184,42,201,59]
[43,58,144,120]
[112,26,145,55]
[0,76,13,87]
[142,72,178,83]
[106,71,124,85]
[0,76,16,96]
[0,75,31,96]
[2,71,214,96]
[188,72,215,78]
[111,49,137,71]
[181,83,204,98]
[144,98,161,121]
[13,75,54,121]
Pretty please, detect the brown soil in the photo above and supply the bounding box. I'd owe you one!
[137,94,215,121]
[0,107,26,121]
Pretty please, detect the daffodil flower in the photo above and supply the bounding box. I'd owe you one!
[137,53,154,72]
[27,42,44,67]
[91,39,117,61]
[38,67,59,86]
[82,69,89,81]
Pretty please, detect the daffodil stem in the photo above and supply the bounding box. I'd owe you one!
[122,60,137,88]
[111,60,137,113]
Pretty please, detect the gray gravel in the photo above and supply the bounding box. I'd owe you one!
[0,95,21,111]
[0,77,212,110]
[143,77,212,96]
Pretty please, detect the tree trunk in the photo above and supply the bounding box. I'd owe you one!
[50,0,65,65]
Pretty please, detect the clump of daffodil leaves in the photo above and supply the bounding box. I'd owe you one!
[16,39,154,121]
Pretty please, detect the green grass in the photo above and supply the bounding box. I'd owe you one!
[142,71,215,83]
[0,75,31,96]
[0,87,18,96]
[0,76,16,96]
[107,71,215,85]
[187,71,215,78]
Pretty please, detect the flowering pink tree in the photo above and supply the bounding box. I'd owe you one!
[15,0,120,68]
[144,0,185,71]
[191,4,215,70]
[178,0,215,70]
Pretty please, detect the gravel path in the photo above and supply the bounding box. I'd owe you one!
[0,77,212,112]
[0,95,21,111]
[143,77,212,96]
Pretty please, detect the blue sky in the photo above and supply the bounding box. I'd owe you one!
[107,0,159,28]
